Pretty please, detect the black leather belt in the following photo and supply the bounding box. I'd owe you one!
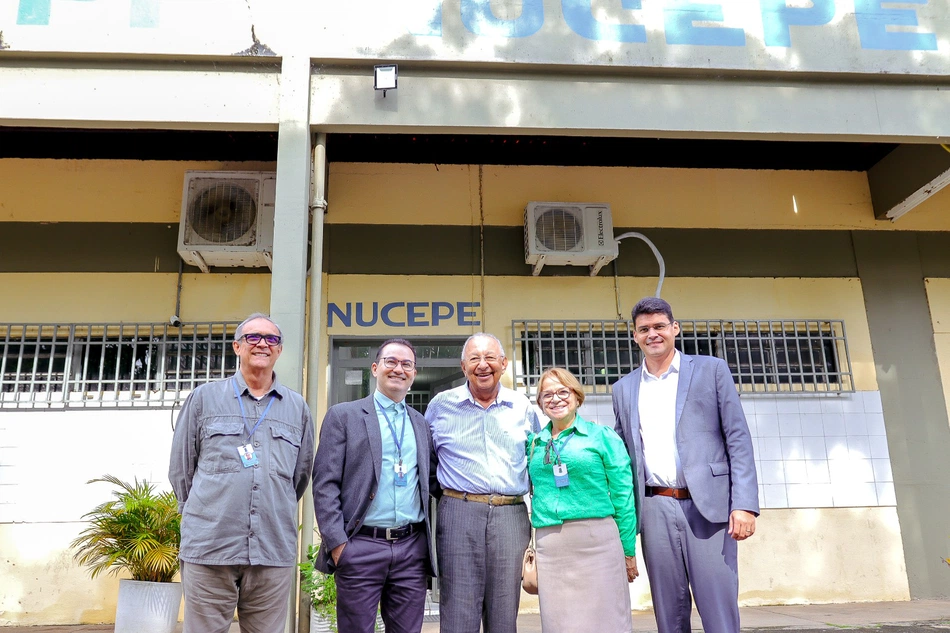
[357,522,425,541]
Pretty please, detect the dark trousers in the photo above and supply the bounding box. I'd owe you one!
[334,530,429,633]
[641,495,739,633]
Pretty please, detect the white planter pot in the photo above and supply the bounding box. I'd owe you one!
[310,606,384,632]
[114,579,182,633]
[310,608,335,633]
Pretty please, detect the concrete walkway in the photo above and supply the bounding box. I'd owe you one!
[4,599,950,632]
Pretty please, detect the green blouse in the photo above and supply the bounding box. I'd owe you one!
[527,415,638,556]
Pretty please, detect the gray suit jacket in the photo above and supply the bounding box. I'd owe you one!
[312,394,438,575]
[612,353,759,526]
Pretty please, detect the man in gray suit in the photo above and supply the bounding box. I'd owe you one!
[312,338,437,633]
[613,297,759,633]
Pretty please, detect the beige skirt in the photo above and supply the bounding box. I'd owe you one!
[536,517,633,633]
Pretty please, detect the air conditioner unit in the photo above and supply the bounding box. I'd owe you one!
[177,171,276,272]
[524,202,618,276]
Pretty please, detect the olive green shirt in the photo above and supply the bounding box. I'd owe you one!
[527,415,638,556]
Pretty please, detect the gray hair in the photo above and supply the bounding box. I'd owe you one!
[461,333,506,360]
[234,312,282,342]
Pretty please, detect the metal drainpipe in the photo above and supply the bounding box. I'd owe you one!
[298,132,327,633]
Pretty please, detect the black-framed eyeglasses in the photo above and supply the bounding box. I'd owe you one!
[635,322,672,335]
[381,357,416,371]
[241,333,282,346]
[539,388,573,403]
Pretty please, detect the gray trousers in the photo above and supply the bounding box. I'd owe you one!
[180,561,294,633]
[641,495,739,633]
[436,495,530,633]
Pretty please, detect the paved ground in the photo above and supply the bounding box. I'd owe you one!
[5,599,950,631]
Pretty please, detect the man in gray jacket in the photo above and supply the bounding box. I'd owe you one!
[613,297,759,633]
[312,338,436,633]
[169,313,314,633]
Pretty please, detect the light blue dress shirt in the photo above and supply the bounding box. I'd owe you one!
[363,390,425,528]
[426,383,541,496]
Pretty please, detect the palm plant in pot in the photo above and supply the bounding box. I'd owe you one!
[71,475,182,633]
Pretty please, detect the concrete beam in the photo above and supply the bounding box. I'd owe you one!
[869,144,950,221]
[311,69,950,142]
[0,63,280,130]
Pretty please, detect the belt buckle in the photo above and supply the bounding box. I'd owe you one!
[385,526,407,541]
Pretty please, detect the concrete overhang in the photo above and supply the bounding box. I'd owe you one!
[868,144,950,222]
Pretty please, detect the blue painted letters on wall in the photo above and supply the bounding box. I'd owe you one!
[17,0,159,26]
[561,0,646,43]
[460,0,544,38]
[664,1,745,46]
[853,0,937,50]
[760,0,835,47]
[328,301,481,328]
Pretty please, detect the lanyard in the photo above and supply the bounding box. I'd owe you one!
[233,378,276,441]
[376,401,407,466]
[547,429,576,465]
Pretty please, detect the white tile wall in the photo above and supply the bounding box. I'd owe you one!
[744,392,894,509]
[576,391,895,510]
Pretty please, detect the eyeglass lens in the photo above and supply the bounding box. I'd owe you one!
[540,389,572,402]
[636,323,670,335]
[244,333,282,346]
[383,357,415,370]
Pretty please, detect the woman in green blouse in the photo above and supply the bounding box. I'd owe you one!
[527,367,638,633]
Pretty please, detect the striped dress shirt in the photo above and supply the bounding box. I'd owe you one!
[426,383,541,496]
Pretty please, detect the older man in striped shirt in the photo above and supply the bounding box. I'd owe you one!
[425,333,540,633]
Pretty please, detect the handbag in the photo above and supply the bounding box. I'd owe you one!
[521,544,538,595]
[522,436,539,595]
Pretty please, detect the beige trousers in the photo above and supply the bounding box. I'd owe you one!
[180,561,294,633]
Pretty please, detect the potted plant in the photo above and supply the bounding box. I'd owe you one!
[71,475,182,633]
[300,543,339,633]
[300,542,384,633]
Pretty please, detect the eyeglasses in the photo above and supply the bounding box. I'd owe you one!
[380,357,416,371]
[539,388,573,403]
[241,333,282,346]
[466,355,501,365]
[635,322,672,335]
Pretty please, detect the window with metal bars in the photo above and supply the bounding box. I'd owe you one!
[1,322,238,409]
[512,319,853,396]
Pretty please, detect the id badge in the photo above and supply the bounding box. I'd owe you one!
[238,444,259,468]
[394,462,408,487]
[553,463,570,488]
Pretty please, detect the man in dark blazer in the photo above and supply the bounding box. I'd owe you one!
[312,338,437,633]
[613,297,759,633]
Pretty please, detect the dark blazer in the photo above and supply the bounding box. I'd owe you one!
[612,353,759,526]
[312,394,438,575]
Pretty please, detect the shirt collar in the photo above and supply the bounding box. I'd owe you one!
[374,389,405,411]
[463,383,512,408]
[233,371,284,399]
[641,349,681,382]
[538,414,591,440]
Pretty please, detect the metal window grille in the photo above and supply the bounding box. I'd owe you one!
[512,319,854,396]
[1,322,239,409]
[406,391,431,415]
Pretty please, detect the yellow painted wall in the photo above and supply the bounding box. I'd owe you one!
[328,163,950,231]
[738,507,909,604]
[925,278,950,427]
[0,159,276,223]
[0,273,272,323]
[317,274,877,422]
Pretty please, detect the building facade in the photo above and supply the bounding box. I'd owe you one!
[1,0,950,626]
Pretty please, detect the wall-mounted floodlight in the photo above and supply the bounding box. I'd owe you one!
[374,64,397,97]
